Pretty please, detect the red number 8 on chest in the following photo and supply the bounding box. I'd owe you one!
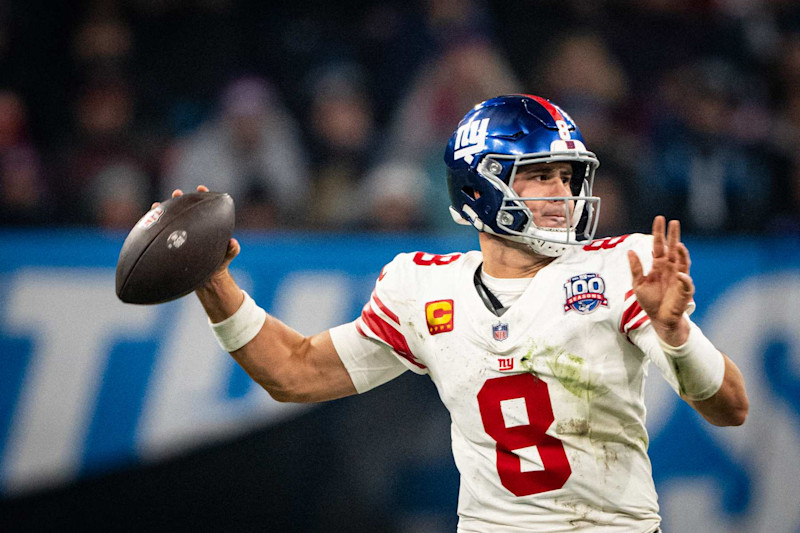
[477,373,572,496]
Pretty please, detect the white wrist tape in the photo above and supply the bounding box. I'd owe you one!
[209,290,267,352]
[659,322,725,401]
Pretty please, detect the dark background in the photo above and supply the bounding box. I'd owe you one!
[1,0,799,235]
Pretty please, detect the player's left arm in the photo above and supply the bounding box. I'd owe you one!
[628,216,749,427]
[684,353,747,426]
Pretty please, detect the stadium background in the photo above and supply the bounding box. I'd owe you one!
[1,0,800,531]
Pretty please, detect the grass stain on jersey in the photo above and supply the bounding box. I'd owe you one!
[520,341,605,400]
[556,418,590,436]
[547,351,591,399]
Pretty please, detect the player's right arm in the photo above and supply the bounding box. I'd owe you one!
[196,262,359,403]
[160,186,359,404]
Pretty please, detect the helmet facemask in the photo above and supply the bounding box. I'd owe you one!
[475,151,601,257]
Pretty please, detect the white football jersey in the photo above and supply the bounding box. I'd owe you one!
[330,233,689,533]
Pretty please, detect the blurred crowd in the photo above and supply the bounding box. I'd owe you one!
[3,0,800,237]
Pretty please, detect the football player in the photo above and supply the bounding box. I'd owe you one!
[169,94,749,532]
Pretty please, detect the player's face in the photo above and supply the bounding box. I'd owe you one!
[512,162,574,228]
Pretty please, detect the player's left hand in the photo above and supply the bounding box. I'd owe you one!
[628,216,693,346]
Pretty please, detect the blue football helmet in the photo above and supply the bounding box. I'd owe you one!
[444,94,601,257]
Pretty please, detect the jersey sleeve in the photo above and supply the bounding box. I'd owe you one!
[329,321,408,393]
[355,254,428,374]
[628,321,681,395]
[331,254,428,393]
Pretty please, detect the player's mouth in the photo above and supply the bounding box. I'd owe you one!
[536,214,568,228]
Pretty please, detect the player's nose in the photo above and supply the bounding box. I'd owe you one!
[547,179,571,199]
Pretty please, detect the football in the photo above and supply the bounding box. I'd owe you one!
[116,191,235,304]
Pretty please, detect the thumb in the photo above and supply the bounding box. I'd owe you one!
[223,238,240,266]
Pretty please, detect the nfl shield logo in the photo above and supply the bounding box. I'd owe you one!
[492,322,509,341]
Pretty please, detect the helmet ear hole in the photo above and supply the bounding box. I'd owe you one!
[461,186,477,200]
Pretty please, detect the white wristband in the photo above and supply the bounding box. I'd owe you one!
[209,290,267,352]
[658,323,725,401]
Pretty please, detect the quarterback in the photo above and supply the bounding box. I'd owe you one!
[167,95,748,532]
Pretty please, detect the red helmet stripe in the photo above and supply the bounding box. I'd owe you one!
[523,94,564,123]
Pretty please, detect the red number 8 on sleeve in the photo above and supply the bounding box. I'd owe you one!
[477,373,572,496]
[413,252,462,266]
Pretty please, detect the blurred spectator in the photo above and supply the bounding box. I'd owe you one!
[422,0,489,44]
[380,38,519,161]
[636,58,771,234]
[536,31,629,109]
[89,162,151,230]
[303,62,377,229]
[359,161,431,232]
[357,2,436,125]
[54,72,156,229]
[72,11,133,72]
[162,76,310,230]
[0,90,52,226]
[373,38,521,230]
[767,30,800,232]
[1,0,799,233]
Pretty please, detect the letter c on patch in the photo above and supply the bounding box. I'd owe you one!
[425,299,454,335]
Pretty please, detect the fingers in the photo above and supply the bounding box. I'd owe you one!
[217,238,241,272]
[666,219,681,264]
[667,219,681,245]
[173,186,209,196]
[676,243,691,274]
[653,216,687,270]
[628,250,644,284]
[150,188,184,209]
[153,186,209,209]
[676,272,695,297]
[227,238,240,260]
[651,215,666,258]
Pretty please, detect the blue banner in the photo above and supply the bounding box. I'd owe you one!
[0,230,799,531]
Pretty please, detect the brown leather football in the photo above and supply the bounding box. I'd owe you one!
[115,192,235,304]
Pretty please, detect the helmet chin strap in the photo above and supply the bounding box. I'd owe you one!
[500,231,569,258]
[527,238,569,257]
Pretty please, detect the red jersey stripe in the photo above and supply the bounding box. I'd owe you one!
[620,301,644,333]
[625,289,635,300]
[372,291,400,325]
[628,314,650,332]
[360,304,426,369]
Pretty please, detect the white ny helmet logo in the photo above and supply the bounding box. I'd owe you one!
[454,118,490,163]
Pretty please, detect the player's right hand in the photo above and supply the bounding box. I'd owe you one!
[151,186,241,280]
